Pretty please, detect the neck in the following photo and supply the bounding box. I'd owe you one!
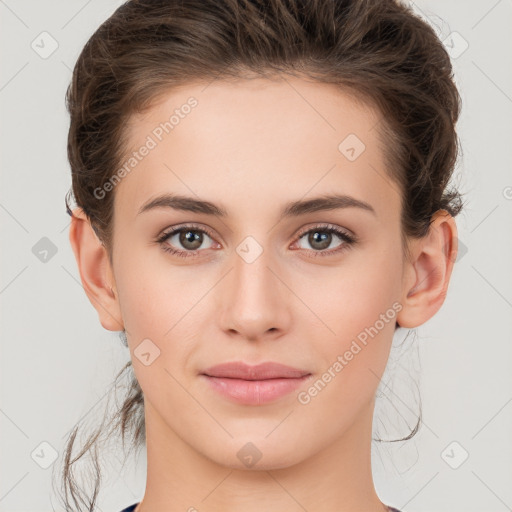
[135,399,389,512]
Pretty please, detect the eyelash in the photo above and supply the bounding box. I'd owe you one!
[155,223,357,259]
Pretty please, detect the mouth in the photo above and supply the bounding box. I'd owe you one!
[199,361,312,405]
[201,361,311,380]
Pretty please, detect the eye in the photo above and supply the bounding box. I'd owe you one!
[156,223,357,259]
[156,224,217,258]
[293,224,357,257]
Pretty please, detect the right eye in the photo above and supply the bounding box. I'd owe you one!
[156,224,218,258]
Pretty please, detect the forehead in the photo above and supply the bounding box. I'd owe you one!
[114,76,399,223]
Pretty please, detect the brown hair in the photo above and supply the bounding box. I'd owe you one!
[58,0,465,509]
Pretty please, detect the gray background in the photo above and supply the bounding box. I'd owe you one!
[1,1,511,511]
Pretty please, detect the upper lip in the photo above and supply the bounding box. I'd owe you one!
[201,361,311,380]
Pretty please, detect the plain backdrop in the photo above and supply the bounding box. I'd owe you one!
[1,1,511,511]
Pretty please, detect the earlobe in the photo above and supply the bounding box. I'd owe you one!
[68,207,124,331]
[396,210,458,329]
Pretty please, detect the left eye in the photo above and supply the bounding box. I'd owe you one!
[295,226,355,253]
[156,224,356,258]
[290,224,357,258]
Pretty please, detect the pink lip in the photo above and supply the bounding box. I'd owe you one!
[201,361,310,380]
[200,361,312,405]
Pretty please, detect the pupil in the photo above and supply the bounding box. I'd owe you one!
[310,231,330,250]
[180,230,202,249]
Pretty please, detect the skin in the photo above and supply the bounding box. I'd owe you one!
[69,75,458,512]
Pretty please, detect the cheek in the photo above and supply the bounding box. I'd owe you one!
[295,248,401,385]
[114,251,210,380]
[114,248,190,334]
[299,248,401,333]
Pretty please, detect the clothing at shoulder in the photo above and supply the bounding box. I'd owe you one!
[120,504,139,512]
[119,504,402,512]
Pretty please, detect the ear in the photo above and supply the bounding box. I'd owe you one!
[396,210,458,329]
[68,207,124,331]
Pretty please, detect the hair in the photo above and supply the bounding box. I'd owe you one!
[58,0,465,510]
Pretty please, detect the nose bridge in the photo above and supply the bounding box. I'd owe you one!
[219,236,289,339]
[234,241,274,297]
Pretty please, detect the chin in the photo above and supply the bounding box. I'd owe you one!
[202,437,307,471]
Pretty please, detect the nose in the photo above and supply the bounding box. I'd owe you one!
[218,243,292,342]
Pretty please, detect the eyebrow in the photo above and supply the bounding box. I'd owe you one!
[137,193,376,218]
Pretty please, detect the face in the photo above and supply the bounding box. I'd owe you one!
[109,76,407,469]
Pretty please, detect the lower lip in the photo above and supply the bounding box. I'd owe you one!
[201,374,312,405]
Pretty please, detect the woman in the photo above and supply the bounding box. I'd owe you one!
[59,0,464,511]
